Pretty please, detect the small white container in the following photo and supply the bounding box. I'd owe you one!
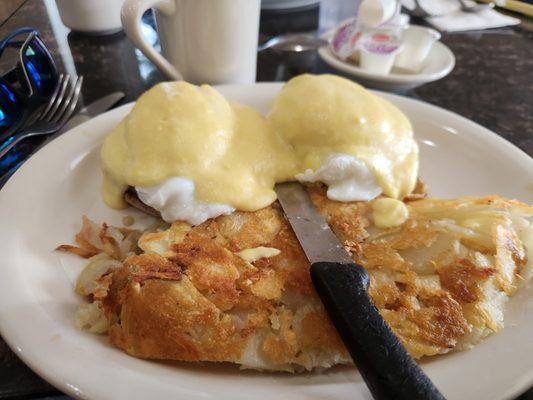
[359,33,403,75]
[358,0,398,27]
[330,18,361,60]
[383,13,410,36]
[55,0,125,35]
[395,25,441,73]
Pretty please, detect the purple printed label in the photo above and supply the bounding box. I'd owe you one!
[332,21,355,52]
[363,42,400,54]
[362,33,401,54]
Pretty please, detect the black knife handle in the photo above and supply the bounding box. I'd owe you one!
[311,262,446,400]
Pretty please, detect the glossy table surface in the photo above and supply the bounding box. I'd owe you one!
[0,1,531,399]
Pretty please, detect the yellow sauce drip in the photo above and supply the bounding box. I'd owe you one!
[101,75,419,212]
[372,198,409,228]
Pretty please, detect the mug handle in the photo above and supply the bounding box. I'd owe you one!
[121,0,183,80]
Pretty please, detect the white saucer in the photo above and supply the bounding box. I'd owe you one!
[318,39,455,91]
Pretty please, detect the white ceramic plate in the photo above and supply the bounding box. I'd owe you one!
[0,83,532,400]
[318,38,455,91]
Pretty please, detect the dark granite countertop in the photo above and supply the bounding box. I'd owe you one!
[0,1,531,399]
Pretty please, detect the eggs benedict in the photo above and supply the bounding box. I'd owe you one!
[100,75,419,225]
[101,82,296,224]
[269,74,418,200]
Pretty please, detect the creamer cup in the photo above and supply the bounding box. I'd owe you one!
[380,13,410,36]
[359,33,403,75]
[331,18,362,60]
[358,0,398,27]
[395,25,441,73]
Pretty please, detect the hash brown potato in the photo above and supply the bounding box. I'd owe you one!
[59,186,533,372]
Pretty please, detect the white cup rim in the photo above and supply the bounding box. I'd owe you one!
[405,24,442,41]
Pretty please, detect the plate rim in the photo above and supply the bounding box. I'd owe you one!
[0,82,531,400]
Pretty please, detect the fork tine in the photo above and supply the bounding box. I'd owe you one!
[17,74,66,131]
[56,76,83,126]
[38,73,65,120]
[43,74,70,121]
[50,76,76,123]
[20,108,42,130]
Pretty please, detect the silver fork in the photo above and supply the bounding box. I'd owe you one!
[17,73,69,130]
[0,75,83,159]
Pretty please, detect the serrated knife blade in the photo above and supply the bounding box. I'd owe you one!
[275,182,353,264]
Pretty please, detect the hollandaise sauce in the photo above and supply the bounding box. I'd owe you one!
[101,75,419,215]
[101,82,296,211]
[268,74,418,200]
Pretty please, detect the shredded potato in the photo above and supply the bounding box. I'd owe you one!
[56,216,141,260]
[59,190,533,371]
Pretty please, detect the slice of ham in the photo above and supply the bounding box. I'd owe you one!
[124,187,161,218]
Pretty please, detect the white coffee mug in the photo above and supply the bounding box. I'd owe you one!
[121,0,261,84]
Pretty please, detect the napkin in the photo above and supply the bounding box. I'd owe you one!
[401,0,521,32]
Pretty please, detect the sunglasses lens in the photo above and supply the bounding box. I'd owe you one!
[0,81,22,132]
[23,36,58,97]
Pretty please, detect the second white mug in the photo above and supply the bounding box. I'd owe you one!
[121,0,261,84]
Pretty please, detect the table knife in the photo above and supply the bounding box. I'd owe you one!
[275,182,445,400]
[0,92,125,189]
[59,91,125,133]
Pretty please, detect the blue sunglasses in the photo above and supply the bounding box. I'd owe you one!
[0,27,59,136]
